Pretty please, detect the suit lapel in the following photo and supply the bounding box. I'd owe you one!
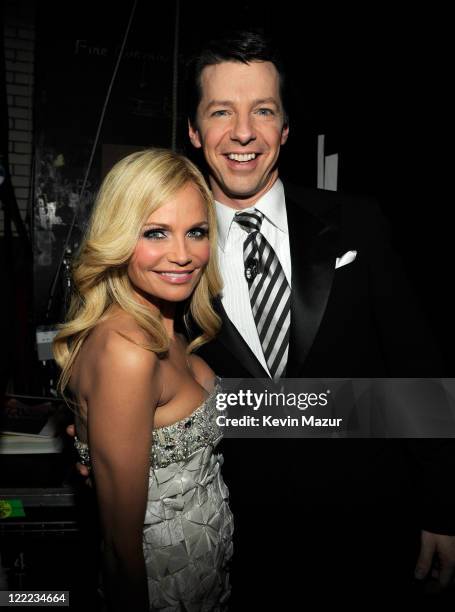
[214,297,270,378]
[202,185,339,379]
[285,190,339,376]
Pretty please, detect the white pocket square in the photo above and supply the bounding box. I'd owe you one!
[335,250,357,269]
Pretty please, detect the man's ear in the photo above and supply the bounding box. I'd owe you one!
[188,119,202,149]
[281,123,290,146]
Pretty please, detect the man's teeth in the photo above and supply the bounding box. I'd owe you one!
[227,153,257,162]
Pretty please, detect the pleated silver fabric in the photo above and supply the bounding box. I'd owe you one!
[74,380,233,611]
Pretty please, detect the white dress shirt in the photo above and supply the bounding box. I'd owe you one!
[215,179,291,376]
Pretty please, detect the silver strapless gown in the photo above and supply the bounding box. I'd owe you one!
[75,380,233,611]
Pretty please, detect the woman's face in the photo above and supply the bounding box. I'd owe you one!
[127,181,210,308]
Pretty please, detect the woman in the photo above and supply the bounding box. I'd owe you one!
[53,149,233,611]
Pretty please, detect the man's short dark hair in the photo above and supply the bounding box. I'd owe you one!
[185,29,288,128]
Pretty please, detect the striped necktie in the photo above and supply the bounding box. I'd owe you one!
[234,209,291,380]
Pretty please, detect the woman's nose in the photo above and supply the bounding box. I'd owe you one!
[167,238,192,266]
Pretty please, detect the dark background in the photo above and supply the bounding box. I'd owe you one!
[6,0,455,394]
[0,2,453,604]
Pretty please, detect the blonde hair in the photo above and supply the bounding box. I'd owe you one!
[53,148,222,395]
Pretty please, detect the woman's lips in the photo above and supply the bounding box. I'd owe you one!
[154,270,195,284]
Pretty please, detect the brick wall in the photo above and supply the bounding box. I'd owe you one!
[2,0,35,236]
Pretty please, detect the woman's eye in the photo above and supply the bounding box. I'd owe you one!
[143,229,166,240]
[188,227,208,239]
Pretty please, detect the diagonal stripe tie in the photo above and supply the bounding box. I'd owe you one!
[234,209,291,379]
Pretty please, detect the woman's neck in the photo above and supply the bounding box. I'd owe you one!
[159,302,176,339]
[130,288,177,339]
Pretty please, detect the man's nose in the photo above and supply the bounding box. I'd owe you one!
[230,112,256,144]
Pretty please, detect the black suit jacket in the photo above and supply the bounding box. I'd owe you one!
[194,183,455,535]
[199,183,443,377]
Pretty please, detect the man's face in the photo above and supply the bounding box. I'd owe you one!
[188,61,289,210]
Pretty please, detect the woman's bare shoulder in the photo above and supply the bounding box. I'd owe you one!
[88,310,152,349]
[78,311,159,382]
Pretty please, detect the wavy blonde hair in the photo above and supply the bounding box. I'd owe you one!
[53,148,222,395]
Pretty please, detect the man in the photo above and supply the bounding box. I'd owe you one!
[73,29,455,607]
[183,30,455,606]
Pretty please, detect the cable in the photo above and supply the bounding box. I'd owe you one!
[45,0,138,320]
[171,0,180,152]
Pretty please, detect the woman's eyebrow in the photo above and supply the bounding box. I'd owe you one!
[142,221,209,229]
[142,222,170,229]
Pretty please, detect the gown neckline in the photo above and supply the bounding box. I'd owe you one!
[75,376,221,447]
[154,376,221,432]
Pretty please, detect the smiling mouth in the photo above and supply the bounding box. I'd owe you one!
[154,270,195,283]
[226,153,258,162]
[157,271,194,275]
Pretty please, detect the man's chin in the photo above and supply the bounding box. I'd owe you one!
[216,180,266,203]
[213,169,278,203]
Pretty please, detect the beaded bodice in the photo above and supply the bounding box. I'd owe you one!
[74,378,222,469]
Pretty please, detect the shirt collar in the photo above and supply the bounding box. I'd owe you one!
[215,178,288,251]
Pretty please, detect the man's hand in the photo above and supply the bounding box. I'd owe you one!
[66,423,92,482]
[415,530,455,590]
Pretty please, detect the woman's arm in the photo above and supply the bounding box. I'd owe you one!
[86,331,160,611]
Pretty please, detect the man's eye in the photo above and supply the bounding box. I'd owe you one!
[211,110,229,117]
[188,227,208,239]
[143,229,166,240]
[256,108,274,116]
